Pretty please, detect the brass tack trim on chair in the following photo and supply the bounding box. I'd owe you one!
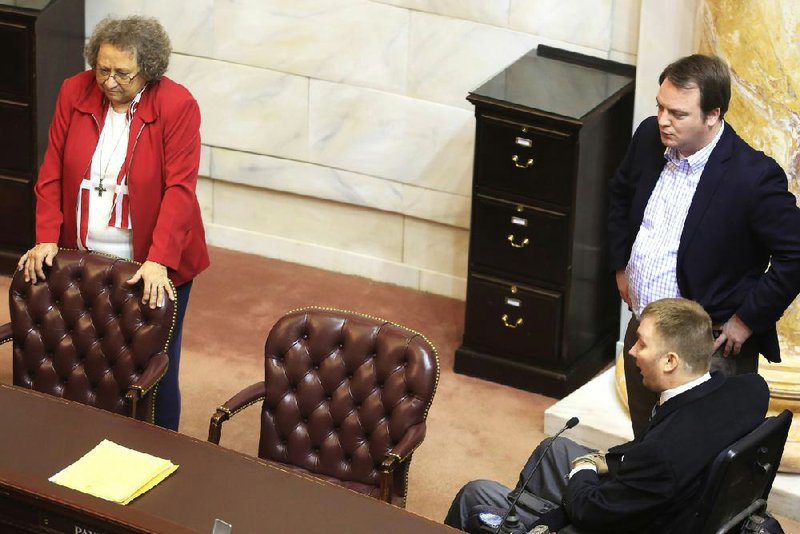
[285,305,441,422]
[285,305,441,508]
[232,398,262,417]
[149,384,158,424]
[224,396,267,418]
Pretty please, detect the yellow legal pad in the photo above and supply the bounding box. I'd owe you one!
[49,439,179,505]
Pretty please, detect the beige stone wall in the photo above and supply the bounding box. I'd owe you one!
[84,0,642,299]
[699,0,800,356]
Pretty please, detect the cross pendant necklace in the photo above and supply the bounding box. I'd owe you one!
[96,109,130,197]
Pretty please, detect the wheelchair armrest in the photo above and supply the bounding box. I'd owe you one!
[208,381,268,444]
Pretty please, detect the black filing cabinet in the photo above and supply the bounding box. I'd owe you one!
[0,0,84,273]
[454,46,635,398]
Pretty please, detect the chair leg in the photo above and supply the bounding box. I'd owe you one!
[208,410,228,444]
[380,457,396,503]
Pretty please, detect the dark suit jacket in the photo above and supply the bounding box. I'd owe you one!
[608,117,800,361]
[563,373,770,533]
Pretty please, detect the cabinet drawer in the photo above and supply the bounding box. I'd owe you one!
[471,195,569,286]
[0,101,33,174]
[0,177,34,249]
[464,275,562,367]
[475,115,576,206]
[0,20,32,100]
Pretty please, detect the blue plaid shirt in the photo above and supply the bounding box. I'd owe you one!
[626,122,725,318]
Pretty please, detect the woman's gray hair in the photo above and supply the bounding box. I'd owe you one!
[84,16,172,82]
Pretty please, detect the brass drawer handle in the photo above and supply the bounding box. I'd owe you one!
[502,314,524,328]
[507,234,530,248]
[512,154,534,168]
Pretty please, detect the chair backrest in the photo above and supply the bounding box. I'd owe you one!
[257,307,439,488]
[694,410,793,534]
[8,250,175,421]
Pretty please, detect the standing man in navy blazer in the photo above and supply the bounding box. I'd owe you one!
[608,54,800,437]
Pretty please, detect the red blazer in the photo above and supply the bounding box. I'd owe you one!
[35,70,209,286]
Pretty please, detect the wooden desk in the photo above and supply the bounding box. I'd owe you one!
[0,385,455,533]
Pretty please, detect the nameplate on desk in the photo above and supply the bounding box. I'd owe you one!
[213,518,233,534]
[72,525,103,534]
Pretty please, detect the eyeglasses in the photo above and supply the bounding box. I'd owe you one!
[95,67,140,86]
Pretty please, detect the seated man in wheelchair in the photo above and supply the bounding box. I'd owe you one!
[445,298,769,533]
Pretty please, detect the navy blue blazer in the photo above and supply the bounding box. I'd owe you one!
[608,117,800,362]
[563,373,770,533]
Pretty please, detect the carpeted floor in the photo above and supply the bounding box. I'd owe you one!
[1,246,797,532]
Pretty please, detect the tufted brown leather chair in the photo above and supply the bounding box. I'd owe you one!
[0,249,175,422]
[208,307,440,507]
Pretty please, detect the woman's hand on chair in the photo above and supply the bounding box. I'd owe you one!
[18,243,59,284]
[127,260,175,309]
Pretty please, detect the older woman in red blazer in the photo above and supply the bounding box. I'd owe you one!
[17,16,209,431]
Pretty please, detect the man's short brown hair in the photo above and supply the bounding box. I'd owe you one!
[659,54,731,119]
[641,298,714,373]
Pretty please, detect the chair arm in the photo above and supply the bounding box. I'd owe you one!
[388,421,427,462]
[208,381,268,445]
[379,422,427,503]
[0,322,11,345]
[125,353,169,418]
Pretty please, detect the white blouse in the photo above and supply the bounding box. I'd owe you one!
[84,107,133,260]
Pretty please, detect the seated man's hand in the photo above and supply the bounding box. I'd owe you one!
[570,451,608,475]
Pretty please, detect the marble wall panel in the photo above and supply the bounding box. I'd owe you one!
[371,0,510,27]
[509,0,613,54]
[611,0,642,57]
[167,54,309,162]
[309,79,475,196]
[211,0,408,93]
[205,224,423,292]
[199,145,211,178]
[402,218,468,277]
[210,148,471,228]
[633,0,699,125]
[213,182,404,262]
[85,0,214,57]
[196,177,214,223]
[407,11,537,109]
[419,270,467,300]
[80,0,645,298]
[400,187,470,229]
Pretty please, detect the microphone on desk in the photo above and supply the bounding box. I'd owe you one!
[492,417,580,534]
